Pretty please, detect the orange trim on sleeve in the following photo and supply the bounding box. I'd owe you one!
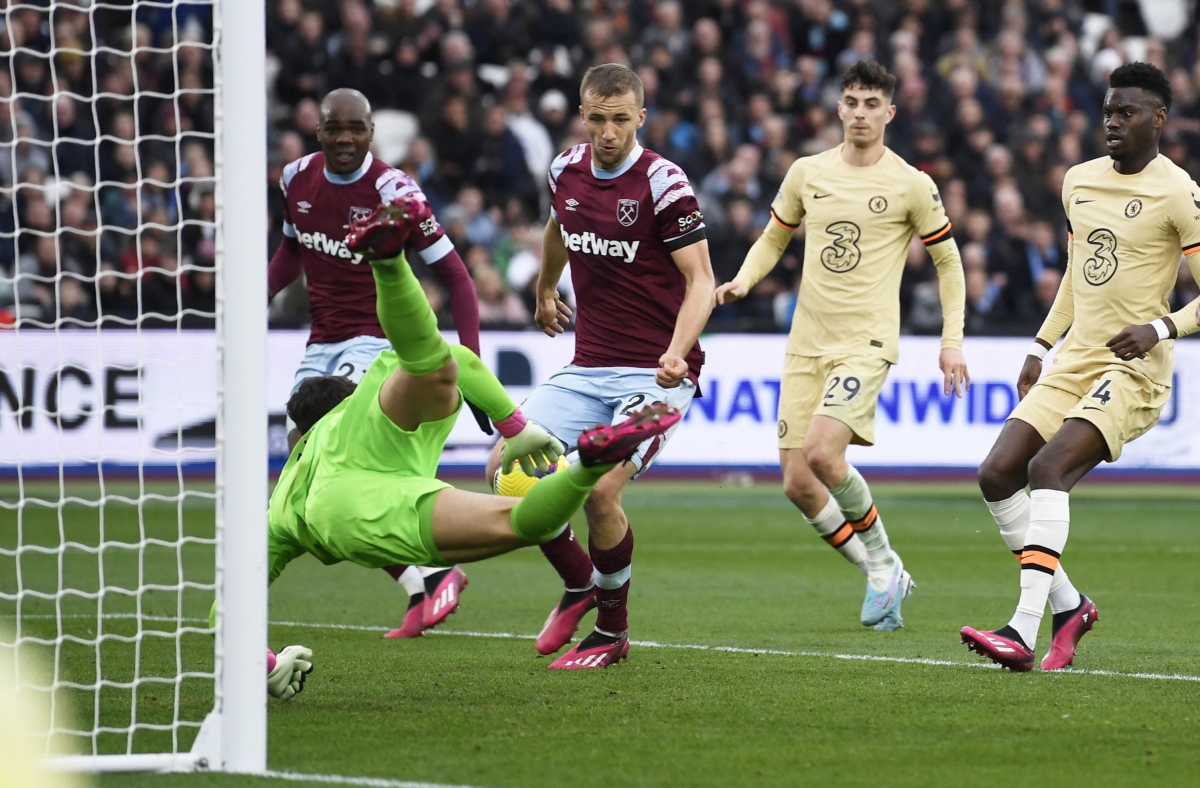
[1183,241,1200,255]
[920,222,952,245]
[770,209,799,230]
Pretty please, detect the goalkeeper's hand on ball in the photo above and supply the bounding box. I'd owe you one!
[501,422,566,477]
[267,645,314,701]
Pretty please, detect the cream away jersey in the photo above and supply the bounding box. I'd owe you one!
[772,144,956,362]
[1042,155,1200,386]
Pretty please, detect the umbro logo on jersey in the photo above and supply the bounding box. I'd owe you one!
[813,192,832,199]
[565,198,579,211]
[560,226,640,262]
[296,201,312,213]
[1075,198,1095,204]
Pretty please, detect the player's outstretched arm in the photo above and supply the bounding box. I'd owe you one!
[928,238,969,396]
[715,218,793,305]
[535,218,572,337]
[660,240,716,388]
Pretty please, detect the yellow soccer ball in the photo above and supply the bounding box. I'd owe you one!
[493,455,570,498]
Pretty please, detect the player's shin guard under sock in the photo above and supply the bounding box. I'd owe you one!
[540,524,595,590]
[804,494,868,575]
[1008,489,1071,650]
[590,525,633,635]
[509,462,605,544]
[831,466,893,565]
[370,254,452,376]
[987,490,1080,614]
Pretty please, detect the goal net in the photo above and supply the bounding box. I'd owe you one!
[0,0,266,774]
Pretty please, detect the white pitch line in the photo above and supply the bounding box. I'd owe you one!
[263,770,481,788]
[270,620,1200,684]
[8,614,1200,683]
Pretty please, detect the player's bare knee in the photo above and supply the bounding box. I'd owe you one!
[977,456,1020,501]
[583,476,624,522]
[803,444,844,488]
[1026,450,1065,491]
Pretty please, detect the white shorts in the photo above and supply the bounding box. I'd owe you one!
[291,336,392,392]
[286,337,391,434]
[519,366,696,478]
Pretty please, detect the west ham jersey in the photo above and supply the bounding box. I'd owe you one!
[548,143,706,383]
[280,152,455,345]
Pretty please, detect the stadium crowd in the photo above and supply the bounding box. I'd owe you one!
[0,0,1198,335]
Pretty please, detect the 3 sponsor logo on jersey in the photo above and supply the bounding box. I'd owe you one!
[617,198,639,227]
[297,230,365,264]
[296,201,312,213]
[560,226,640,263]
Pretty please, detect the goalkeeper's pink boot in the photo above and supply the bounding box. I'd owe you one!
[384,596,427,639]
[423,566,468,629]
[536,586,598,655]
[577,403,681,468]
[548,630,629,670]
[1041,594,1098,671]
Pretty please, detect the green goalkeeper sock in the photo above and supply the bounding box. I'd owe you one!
[371,253,452,376]
[509,461,609,544]
[448,344,517,422]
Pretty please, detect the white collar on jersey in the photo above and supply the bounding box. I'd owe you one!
[591,143,643,180]
[324,152,374,185]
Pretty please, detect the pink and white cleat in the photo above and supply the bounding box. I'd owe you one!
[423,567,468,629]
[536,587,598,656]
[1041,594,1098,671]
[960,626,1035,672]
[548,631,630,670]
[577,403,681,468]
[384,597,427,639]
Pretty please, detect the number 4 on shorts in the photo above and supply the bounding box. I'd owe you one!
[1090,379,1112,406]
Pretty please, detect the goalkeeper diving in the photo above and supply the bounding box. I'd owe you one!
[254,197,682,699]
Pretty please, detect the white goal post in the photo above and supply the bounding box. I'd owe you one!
[0,0,268,775]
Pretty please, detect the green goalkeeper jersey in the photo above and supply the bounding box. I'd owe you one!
[267,350,458,582]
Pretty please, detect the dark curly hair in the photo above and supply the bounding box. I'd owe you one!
[287,375,357,435]
[840,60,897,100]
[1109,61,1172,111]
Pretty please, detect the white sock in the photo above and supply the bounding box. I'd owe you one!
[986,490,1030,557]
[1008,489,1071,650]
[830,466,894,581]
[987,489,1080,615]
[1048,571,1082,614]
[804,494,868,575]
[396,566,424,598]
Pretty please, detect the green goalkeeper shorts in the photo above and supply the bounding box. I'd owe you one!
[301,468,452,569]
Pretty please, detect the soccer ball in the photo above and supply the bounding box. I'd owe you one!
[493,455,570,497]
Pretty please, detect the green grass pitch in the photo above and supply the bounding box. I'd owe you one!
[3,478,1200,787]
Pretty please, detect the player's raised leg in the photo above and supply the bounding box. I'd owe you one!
[486,443,598,655]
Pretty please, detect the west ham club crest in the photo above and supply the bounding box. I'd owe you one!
[347,205,374,228]
[617,198,639,227]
